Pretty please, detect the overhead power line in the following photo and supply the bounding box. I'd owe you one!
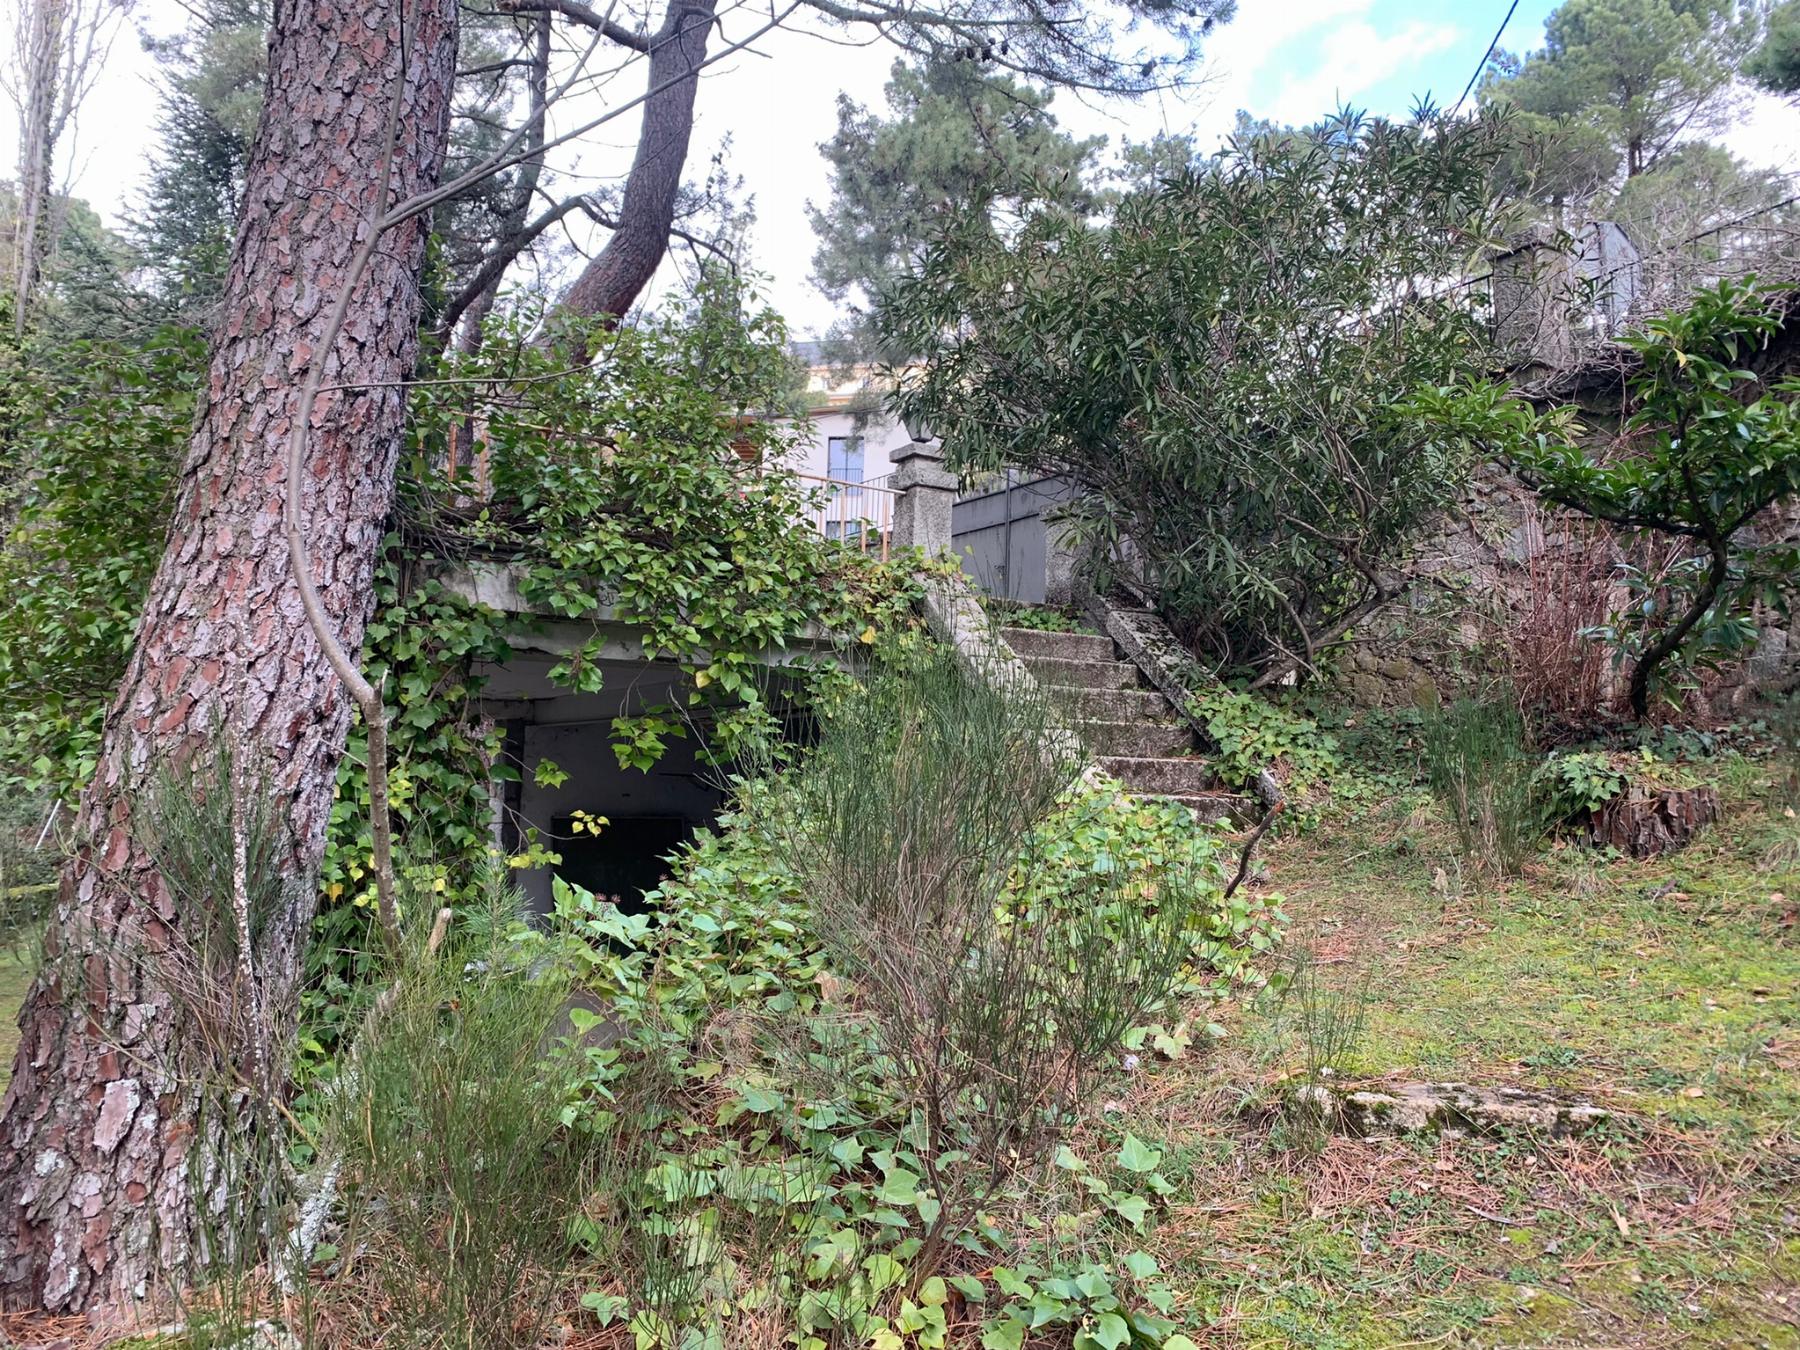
[1453,0,1522,114]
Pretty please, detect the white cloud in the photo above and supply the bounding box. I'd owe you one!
[1263,19,1463,127]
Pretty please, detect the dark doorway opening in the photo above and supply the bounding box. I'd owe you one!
[551,814,695,913]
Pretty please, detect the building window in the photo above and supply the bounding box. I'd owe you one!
[827,435,864,483]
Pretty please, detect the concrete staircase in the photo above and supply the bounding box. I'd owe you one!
[999,627,1250,824]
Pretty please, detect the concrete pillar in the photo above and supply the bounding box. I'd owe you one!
[889,439,958,556]
[1491,224,1576,373]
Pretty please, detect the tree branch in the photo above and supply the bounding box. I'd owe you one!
[501,0,652,52]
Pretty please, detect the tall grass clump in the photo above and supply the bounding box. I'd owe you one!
[1770,687,1800,807]
[1420,697,1544,877]
[324,863,595,1349]
[762,641,1212,1283]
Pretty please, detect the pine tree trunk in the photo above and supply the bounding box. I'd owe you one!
[0,0,456,1315]
[556,0,717,324]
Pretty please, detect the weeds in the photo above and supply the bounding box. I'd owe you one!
[1420,698,1544,877]
[0,792,58,953]
[327,870,593,1350]
[761,642,1210,1287]
[1273,949,1376,1151]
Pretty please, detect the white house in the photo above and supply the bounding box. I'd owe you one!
[780,340,914,550]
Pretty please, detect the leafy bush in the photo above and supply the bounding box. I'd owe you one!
[528,675,1280,1346]
[1420,699,1545,877]
[1185,686,1339,809]
[762,644,1214,1285]
[1540,750,1630,823]
[1415,278,1800,717]
[0,329,204,797]
[884,107,1508,683]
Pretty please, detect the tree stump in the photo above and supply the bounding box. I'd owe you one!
[1593,783,1721,857]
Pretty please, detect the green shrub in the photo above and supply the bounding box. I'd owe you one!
[1420,699,1544,876]
[1186,686,1340,805]
[532,651,1282,1346]
[327,874,597,1349]
[1539,750,1631,824]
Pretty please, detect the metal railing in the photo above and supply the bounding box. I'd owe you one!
[796,472,897,560]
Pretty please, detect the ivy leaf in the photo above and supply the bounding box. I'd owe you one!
[949,1273,987,1303]
[1122,1251,1159,1279]
[1084,1312,1131,1350]
[1109,1193,1151,1228]
[863,1253,905,1295]
[980,1319,1026,1350]
[878,1166,922,1206]
[736,1084,782,1113]
[1116,1133,1163,1172]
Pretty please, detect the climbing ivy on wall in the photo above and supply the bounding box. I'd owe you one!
[0,281,924,1029]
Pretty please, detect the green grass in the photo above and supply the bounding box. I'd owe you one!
[0,946,29,1092]
[1047,757,1800,1349]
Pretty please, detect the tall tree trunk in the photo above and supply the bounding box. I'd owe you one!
[556,0,717,324]
[0,0,457,1315]
[10,0,65,336]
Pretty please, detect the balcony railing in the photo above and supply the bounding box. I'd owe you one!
[797,472,897,560]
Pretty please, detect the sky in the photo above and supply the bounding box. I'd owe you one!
[15,0,1800,337]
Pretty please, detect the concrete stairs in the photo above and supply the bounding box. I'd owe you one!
[999,627,1252,824]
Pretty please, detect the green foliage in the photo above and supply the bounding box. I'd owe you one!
[1481,0,1754,186]
[759,643,1215,1284]
[529,717,1279,1345]
[0,329,205,797]
[1540,750,1631,821]
[414,278,920,772]
[809,55,1103,353]
[1412,278,1800,716]
[304,557,516,1056]
[1185,687,1340,802]
[1419,699,1545,877]
[1748,0,1800,96]
[135,0,270,318]
[883,106,1506,681]
[325,870,596,1348]
[1605,143,1793,257]
[982,598,1092,634]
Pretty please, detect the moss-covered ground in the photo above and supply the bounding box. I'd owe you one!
[1061,748,1799,1348]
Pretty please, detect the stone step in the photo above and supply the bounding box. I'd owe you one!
[1078,719,1194,759]
[1146,793,1260,827]
[1100,755,1217,796]
[1022,656,1144,691]
[1000,627,1117,663]
[1046,685,1172,723]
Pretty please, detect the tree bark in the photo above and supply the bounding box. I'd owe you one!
[9,0,65,336]
[0,0,457,1315]
[1628,536,1730,718]
[555,0,717,325]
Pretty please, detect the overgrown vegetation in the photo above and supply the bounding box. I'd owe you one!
[883,107,1508,685]
[113,648,1278,1349]
[1417,278,1800,717]
[1419,698,1546,878]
